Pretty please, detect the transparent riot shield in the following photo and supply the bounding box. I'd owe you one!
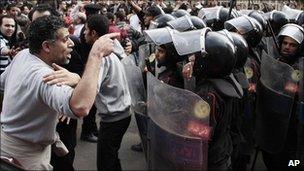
[0,93,3,111]
[138,43,156,72]
[147,72,211,170]
[263,37,280,58]
[121,57,148,157]
[255,53,298,153]
[113,39,127,59]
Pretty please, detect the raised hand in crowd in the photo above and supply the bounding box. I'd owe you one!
[124,39,132,54]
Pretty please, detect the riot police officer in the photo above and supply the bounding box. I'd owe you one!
[225,15,264,170]
[218,30,252,170]
[171,28,241,170]
[256,23,304,171]
[198,6,238,31]
[153,42,185,88]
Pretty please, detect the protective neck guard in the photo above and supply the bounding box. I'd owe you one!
[209,74,244,99]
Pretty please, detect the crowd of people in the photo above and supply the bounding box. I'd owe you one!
[0,0,304,170]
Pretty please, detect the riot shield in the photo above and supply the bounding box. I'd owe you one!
[255,53,298,153]
[147,72,211,170]
[138,43,156,72]
[121,57,146,110]
[121,57,148,157]
[262,36,280,58]
[113,39,128,59]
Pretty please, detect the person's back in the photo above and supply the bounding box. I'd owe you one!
[82,14,132,170]
[95,53,131,122]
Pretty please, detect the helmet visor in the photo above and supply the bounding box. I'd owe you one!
[224,16,255,35]
[144,27,175,45]
[171,28,211,56]
[167,15,194,32]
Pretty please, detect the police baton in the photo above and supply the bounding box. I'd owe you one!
[262,3,280,53]
[227,0,237,20]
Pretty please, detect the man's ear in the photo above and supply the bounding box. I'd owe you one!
[41,41,52,53]
[91,30,98,39]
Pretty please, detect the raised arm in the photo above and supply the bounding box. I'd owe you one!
[69,33,120,117]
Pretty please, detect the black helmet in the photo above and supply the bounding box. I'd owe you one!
[145,5,163,18]
[263,10,289,35]
[198,6,238,31]
[167,15,206,31]
[170,28,236,78]
[190,16,207,29]
[151,14,176,29]
[84,4,101,16]
[194,31,236,78]
[248,10,267,32]
[296,12,304,28]
[218,30,249,69]
[225,16,263,47]
[171,9,190,18]
[231,32,249,69]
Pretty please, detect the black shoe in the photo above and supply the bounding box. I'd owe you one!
[131,143,143,152]
[80,133,98,143]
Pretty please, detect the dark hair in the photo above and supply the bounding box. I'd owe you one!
[27,15,64,54]
[106,12,115,22]
[20,4,30,12]
[145,5,162,17]
[84,4,101,17]
[6,3,18,11]
[115,11,126,22]
[16,14,30,27]
[87,14,109,37]
[28,3,60,21]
